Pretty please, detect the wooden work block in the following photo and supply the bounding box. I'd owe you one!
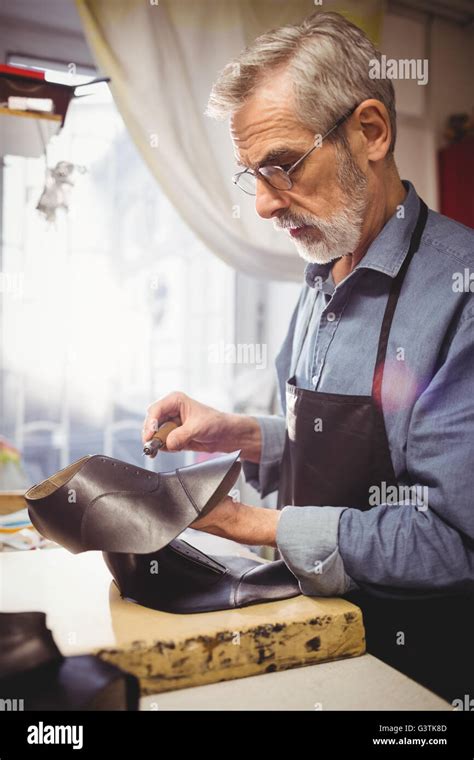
[0,547,365,695]
[101,588,365,694]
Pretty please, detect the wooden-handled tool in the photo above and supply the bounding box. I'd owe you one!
[143,421,178,457]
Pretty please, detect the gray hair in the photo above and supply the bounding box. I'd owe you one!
[206,11,397,154]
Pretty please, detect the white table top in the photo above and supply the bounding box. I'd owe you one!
[0,530,450,710]
[140,653,450,711]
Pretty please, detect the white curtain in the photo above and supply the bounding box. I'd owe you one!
[76,0,383,281]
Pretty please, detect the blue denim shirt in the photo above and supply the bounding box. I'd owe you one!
[243,181,474,599]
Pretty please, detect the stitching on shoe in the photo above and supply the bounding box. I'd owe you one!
[175,470,200,515]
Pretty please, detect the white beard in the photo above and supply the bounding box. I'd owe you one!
[274,143,369,264]
[290,206,364,264]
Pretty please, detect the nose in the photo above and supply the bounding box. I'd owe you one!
[254,178,291,220]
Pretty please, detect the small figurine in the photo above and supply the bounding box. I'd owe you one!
[36,161,86,223]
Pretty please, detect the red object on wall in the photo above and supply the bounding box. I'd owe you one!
[438,137,474,229]
[0,64,45,80]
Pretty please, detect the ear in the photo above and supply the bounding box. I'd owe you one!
[353,99,392,162]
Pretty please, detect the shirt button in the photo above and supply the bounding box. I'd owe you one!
[312,375,318,385]
[327,311,336,322]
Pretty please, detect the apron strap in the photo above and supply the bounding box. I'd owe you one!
[372,199,428,406]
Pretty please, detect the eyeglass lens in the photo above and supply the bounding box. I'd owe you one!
[236,166,292,193]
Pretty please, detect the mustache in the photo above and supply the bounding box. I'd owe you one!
[273,216,319,231]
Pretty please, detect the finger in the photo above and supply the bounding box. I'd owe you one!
[142,394,184,443]
[164,424,196,452]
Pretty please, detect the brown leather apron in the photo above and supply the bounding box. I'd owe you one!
[277,199,473,702]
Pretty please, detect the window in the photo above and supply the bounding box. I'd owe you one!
[1,65,235,483]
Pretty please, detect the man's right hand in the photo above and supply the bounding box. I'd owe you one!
[142,391,262,463]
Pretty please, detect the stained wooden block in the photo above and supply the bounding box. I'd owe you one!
[0,546,365,694]
[100,586,365,694]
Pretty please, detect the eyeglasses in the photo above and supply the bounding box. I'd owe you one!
[232,104,358,196]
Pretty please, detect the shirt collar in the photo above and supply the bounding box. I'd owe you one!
[305,180,421,289]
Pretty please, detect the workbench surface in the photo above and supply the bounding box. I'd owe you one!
[0,532,450,709]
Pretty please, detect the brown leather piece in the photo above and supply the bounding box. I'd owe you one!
[25,451,242,554]
[24,452,303,613]
[104,537,300,613]
[0,612,139,710]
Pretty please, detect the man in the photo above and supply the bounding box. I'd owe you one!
[143,12,474,701]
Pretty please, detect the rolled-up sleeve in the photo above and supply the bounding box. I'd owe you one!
[241,414,286,498]
[277,505,357,596]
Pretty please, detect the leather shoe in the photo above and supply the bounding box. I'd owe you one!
[103,537,300,613]
[25,451,241,554]
[0,611,60,679]
[0,611,139,710]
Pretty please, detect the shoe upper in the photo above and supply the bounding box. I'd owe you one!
[104,538,300,614]
[25,452,241,555]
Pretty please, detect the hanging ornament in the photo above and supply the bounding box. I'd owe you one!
[36,161,86,223]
